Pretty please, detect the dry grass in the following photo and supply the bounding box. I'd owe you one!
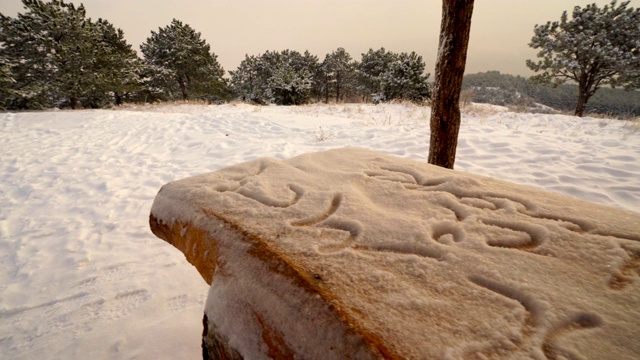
[622,118,640,140]
[461,102,509,118]
[314,127,333,142]
[116,99,215,112]
[459,88,475,107]
[584,110,639,121]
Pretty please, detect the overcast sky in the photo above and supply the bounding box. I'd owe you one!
[0,0,632,77]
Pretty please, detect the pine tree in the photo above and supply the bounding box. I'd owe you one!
[231,50,280,104]
[355,48,431,103]
[84,19,142,107]
[140,19,227,102]
[230,50,317,105]
[381,52,431,103]
[0,0,88,108]
[267,50,315,105]
[357,48,397,102]
[526,0,640,117]
[0,60,15,109]
[300,50,324,101]
[230,55,265,103]
[0,0,141,109]
[321,48,356,103]
[231,51,277,104]
[268,61,312,105]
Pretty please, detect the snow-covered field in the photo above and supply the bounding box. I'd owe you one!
[1,103,638,359]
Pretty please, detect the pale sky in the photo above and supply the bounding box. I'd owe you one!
[0,0,634,77]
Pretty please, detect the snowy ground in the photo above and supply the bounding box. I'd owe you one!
[1,103,638,359]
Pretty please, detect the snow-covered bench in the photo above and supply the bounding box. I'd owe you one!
[150,148,640,359]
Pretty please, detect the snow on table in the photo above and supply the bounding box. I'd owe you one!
[150,147,640,360]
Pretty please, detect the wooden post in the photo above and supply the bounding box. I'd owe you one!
[428,0,475,169]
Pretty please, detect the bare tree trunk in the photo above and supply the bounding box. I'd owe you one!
[70,95,78,110]
[574,91,588,117]
[428,0,475,169]
[336,73,341,103]
[325,81,329,104]
[178,77,188,101]
[574,81,594,117]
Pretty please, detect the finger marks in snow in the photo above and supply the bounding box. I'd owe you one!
[368,165,638,246]
[468,275,542,329]
[364,169,418,185]
[479,218,549,255]
[235,184,304,209]
[542,312,603,360]
[608,245,640,291]
[467,276,604,358]
[290,193,343,227]
[356,235,447,261]
[290,193,362,253]
[366,165,450,189]
[534,211,640,243]
[431,221,466,245]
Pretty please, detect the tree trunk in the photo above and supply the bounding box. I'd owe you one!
[178,77,188,101]
[325,80,329,104]
[70,95,78,110]
[336,73,341,103]
[574,84,591,117]
[428,0,475,169]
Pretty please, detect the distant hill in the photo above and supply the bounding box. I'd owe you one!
[462,71,640,117]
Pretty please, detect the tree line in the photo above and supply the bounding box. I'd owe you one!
[0,0,431,110]
[1,0,638,117]
[231,48,431,106]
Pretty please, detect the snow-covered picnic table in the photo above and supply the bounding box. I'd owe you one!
[150,147,640,359]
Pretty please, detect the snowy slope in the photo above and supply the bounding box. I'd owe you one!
[0,103,638,359]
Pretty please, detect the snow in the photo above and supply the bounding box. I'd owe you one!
[1,102,639,359]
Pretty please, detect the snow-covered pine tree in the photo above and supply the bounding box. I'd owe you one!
[0,60,16,109]
[0,0,142,109]
[0,0,88,108]
[83,19,142,107]
[526,0,640,117]
[266,50,314,105]
[230,50,317,105]
[268,61,312,105]
[140,19,227,102]
[321,48,356,103]
[230,51,279,104]
[230,55,265,103]
[357,48,397,102]
[380,52,431,103]
[355,48,430,104]
[297,50,322,101]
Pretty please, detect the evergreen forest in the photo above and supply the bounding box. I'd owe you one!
[0,0,431,109]
[1,0,638,118]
